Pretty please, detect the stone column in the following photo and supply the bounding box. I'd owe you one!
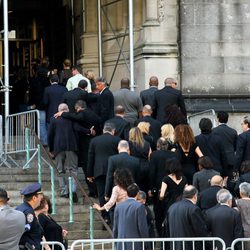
[144,0,159,26]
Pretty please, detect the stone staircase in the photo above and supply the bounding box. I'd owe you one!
[0,158,112,249]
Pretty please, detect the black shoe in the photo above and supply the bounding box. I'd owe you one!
[88,192,97,198]
[60,194,69,198]
[73,192,78,203]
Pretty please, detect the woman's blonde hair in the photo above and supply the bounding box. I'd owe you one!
[137,122,150,135]
[129,127,145,148]
[161,124,175,142]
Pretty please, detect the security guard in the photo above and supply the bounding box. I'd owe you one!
[16,183,44,250]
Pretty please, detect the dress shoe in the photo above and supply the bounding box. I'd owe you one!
[73,192,78,203]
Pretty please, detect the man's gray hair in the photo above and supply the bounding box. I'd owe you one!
[239,182,250,197]
[58,103,69,112]
[118,140,129,150]
[103,122,115,133]
[164,77,176,86]
[142,105,152,114]
[216,189,232,204]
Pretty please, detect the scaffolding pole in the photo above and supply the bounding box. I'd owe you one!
[97,0,103,76]
[3,0,9,117]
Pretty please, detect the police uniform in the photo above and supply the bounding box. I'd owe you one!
[16,183,43,250]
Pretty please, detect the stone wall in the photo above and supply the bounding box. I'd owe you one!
[180,0,250,96]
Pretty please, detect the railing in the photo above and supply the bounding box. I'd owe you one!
[41,241,66,250]
[188,109,216,136]
[70,237,227,250]
[227,238,250,250]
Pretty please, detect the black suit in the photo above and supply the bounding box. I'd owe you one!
[235,130,250,171]
[105,152,140,197]
[62,88,97,112]
[98,87,114,126]
[87,133,120,218]
[43,84,67,122]
[140,86,158,109]
[105,116,130,140]
[195,132,227,175]
[167,199,208,250]
[154,86,186,123]
[212,124,237,176]
[205,204,243,248]
[135,115,162,150]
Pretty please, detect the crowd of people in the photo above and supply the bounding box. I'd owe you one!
[2,57,250,249]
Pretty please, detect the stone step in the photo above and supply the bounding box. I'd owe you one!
[67,230,112,240]
[60,221,104,231]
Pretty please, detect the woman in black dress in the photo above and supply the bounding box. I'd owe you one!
[129,127,152,192]
[35,196,68,250]
[174,124,203,184]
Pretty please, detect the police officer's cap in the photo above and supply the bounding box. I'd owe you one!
[20,182,42,196]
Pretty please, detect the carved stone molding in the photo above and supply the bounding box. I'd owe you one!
[158,0,165,22]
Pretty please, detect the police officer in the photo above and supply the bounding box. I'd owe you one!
[16,183,44,250]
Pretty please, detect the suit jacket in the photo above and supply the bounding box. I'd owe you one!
[62,88,98,112]
[149,150,178,191]
[98,87,114,125]
[235,130,250,171]
[205,204,243,247]
[106,116,130,140]
[0,205,25,250]
[212,124,237,172]
[140,86,158,109]
[105,152,140,197]
[195,132,227,175]
[48,117,79,156]
[135,115,162,150]
[113,198,149,250]
[154,86,186,123]
[87,133,120,179]
[167,199,208,239]
[43,84,68,122]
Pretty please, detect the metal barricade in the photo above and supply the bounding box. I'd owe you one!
[41,241,66,250]
[5,109,40,154]
[229,238,250,250]
[0,115,3,157]
[188,109,216,136]
[70,237,226,250]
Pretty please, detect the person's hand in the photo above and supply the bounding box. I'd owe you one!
[148,190,153,197]
[48,152,54,158]
[87,177,94,183]
[54,111,63,118]
[104,196,109,201]
[93,203,101,211]
[223,176,228,187]
[90,126,96,136]
[62,229,68,238]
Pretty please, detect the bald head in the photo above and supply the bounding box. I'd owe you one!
[183,185,198,202]
[149,76,158,87]
[121,78,130,89]
[210,175,223,187]
[142,105,152,116]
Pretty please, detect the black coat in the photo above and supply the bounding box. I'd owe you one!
[205,204,243,247]
[105,116,130,140]
[212,124,238,174]
[43,84,68,122]
[87,133,120,179]
[195,132,227,176]
[140,87,158,109]
[105,152,140,197]
[98,87,114,125]
[62,88,98,112]
[235,130,250,171]
[154,86,186,123]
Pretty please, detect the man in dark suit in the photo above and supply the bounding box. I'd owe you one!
[167,186,208,250]
[205,189,243,249]
[213,111,238,178]
[154,77,186,123]
[106,105,130,140]
[43,74,67,126]
[62,79,98,112]
[96,77,114,127]
[135,105,162,150]
[113,183,149,250]
[196,118,227,175]
[105,140,140,198]
[54,100,101,197]
[140,76,158,109]
[235,116,250,171]
[87,122,120,221]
